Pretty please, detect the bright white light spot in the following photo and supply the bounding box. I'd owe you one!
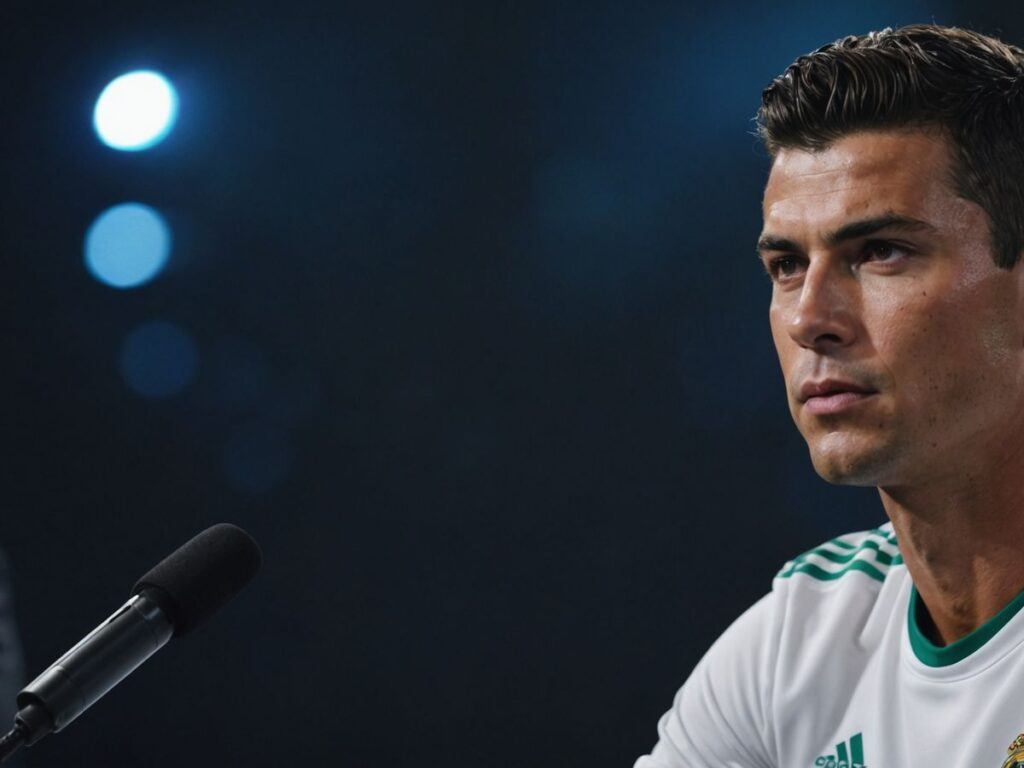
[93,70,178,151]
[84,203,171,289]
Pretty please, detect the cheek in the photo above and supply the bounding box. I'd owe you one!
[768,304,791,367]
[877,293,1012,421]
[976,312,1023,369]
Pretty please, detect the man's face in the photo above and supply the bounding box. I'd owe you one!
[760,129,1024,487]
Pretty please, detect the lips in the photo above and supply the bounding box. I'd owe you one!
[798,378,877,403]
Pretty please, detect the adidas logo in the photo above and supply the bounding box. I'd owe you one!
[814,732,866,768]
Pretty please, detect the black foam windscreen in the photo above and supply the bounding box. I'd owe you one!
[130,523,262,637]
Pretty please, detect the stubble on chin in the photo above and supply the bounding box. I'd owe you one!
[805,424,904,487]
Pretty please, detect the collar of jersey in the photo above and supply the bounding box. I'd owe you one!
[908,583,1024,668]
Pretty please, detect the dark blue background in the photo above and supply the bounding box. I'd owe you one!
[2,1,1005,765]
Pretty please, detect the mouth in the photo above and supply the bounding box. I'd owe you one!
[802,390,878,415]
[798,379,877,403]
[797,378,879,415]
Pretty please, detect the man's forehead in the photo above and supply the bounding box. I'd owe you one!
[761,130,954,231]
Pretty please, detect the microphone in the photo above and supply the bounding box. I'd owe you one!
[0,523,262,762]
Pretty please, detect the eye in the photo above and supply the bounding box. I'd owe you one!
[764,240,912,282]
[861,240,911,265]
[765,255,804,280]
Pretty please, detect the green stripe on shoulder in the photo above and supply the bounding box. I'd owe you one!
[777,526,904,583]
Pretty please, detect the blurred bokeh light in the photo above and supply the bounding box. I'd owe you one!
[93,70,178,151]
[84,203,171,288]
[119,321,198,399]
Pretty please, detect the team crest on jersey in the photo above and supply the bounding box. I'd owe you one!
[1002,734,1024,768]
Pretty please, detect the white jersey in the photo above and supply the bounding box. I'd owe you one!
[633,522,1024,768]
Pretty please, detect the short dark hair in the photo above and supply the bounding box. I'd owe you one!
[756,24,1024,269]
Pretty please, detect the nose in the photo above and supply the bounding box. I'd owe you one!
[783,259,858,351]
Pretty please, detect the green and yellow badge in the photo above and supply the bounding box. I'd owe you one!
[1002,734,1024,768]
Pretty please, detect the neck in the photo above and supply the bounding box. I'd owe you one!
[881,459,1024,646]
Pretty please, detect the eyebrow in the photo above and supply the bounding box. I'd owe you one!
[756,212,940,257]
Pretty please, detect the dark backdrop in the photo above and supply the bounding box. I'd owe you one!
[1,1,1014,766]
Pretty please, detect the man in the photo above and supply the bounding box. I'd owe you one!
[635,24,1024,768]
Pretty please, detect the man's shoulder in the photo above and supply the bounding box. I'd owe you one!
[774,521,905,587]
[704,524,906,666]
[751,523,908,710]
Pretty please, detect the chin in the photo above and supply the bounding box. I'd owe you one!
[807,436,898,487]
[813,463,881,487]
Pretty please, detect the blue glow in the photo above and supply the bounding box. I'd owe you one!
[120,322,198,399]
[85,203,171,289]
[93,70,178,151]
[535,156,619,233]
